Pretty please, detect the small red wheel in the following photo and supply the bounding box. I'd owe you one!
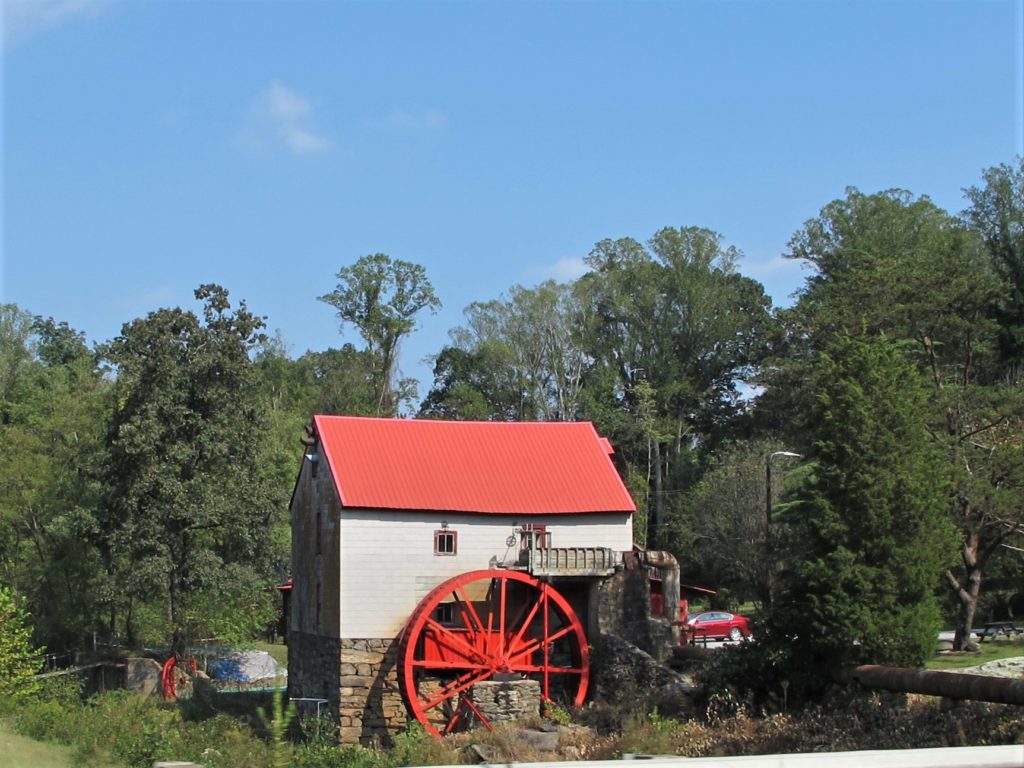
[397,569,589,737]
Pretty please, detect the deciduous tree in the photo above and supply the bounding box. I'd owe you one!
[99,285,277,653]
[319,254,440,415]
[0,586,41,709]
[0,310,108,650]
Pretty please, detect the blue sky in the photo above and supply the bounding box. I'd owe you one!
[3,0,1023,399]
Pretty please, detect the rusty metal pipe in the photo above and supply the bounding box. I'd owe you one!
[837,664,1024,705]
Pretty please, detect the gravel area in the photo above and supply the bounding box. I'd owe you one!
[937,656,1024,677]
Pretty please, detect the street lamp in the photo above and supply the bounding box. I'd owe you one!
[765,451,802,611]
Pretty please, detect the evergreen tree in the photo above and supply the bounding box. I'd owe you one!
[777,335,955,683]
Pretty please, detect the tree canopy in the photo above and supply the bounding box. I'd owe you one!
[319,254,440,415]
[777,334,955,681]
[5,159,1024,694]
[98,285,280,653]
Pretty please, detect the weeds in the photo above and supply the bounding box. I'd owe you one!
[9,676,1024,767]
[256,685,296,768]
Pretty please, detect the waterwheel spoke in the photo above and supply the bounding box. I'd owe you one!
[410,659,490,671]
[543,586,550,701]
[452,587,486,636]
[506,662,586,675]
[497,574,508,658]
[505,596,542,653]
[421,668,493,712]
[443,695,493,735]
[508,623,577,661]
[422,618,490,665]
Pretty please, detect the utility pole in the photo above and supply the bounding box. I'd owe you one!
[765,451,801,612]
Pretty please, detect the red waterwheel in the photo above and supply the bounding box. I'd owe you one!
[397,569,590,737]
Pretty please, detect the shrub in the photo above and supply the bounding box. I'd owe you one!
[12,675,83,743]
[0,586,42,711]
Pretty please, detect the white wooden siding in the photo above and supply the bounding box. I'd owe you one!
[337,510,632,639]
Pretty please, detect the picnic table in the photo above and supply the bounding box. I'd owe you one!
[977,620,1024,641]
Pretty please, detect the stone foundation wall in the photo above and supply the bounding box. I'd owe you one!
[472,678,541,724]
[288,631,341,720]
[289,633,409,746]
[596,551,680,663]
[338,638,407,746]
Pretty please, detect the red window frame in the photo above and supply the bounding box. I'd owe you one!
[434,529,457,556]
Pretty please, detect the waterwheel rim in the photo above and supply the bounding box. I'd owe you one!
[397,569,589,737]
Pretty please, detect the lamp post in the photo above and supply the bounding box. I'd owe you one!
[765,451,801,612]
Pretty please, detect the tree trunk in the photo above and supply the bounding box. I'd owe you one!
[169,569,185,657]
[949,531,983,650]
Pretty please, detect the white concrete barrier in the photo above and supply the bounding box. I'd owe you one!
[411,745,1024,768]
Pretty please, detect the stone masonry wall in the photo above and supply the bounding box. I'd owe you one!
[290,633,409,746]
[288,630,341,721]
[339,638,407,746]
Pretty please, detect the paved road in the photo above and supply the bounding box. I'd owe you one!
[689,630,974,650]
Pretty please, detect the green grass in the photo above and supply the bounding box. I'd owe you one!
[927,637,1024,670]
[0,721,72,768]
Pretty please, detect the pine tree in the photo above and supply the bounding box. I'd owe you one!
[778,335,955,679]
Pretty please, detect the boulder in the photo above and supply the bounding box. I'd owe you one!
[126,658,162,698]
[514,727,560,752]
[464,742,508,763]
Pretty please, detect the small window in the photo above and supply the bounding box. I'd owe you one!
[435,603,455,624]
[434,530,457,556]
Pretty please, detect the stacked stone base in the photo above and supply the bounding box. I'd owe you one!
[338,638,406,745]
[472,678,541,724]
[289,633,407,746]
[290,634,554,745]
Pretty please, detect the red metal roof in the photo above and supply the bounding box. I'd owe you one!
[313,416,636,515]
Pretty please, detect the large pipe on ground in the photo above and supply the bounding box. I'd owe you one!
[669,647,1024,705]
[837,664,1024,705]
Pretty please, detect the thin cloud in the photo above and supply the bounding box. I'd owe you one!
[529,256,589,283]
[265,80,311,122]
[246,79,333,156]
[387,107,448,131]
[2,0,115,50]
[282,126,332,154]
[741,253,808,280]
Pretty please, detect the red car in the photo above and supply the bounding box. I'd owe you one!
[683,611,751,642]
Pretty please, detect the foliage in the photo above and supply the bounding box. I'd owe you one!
[778,183,1022,652]
[576,228,774,544]
[13,687,277,768]
[0,585,42,709]
[0,308,109,651]
[582,691,1024,757]
[964,158,1024,370]
[257,687,296,768]
[680,439,803,607]
[775,335,956,684]
[422,227,775,548]
[319,254,440,416]
[425,280,589,421]
[98,285,279,654]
